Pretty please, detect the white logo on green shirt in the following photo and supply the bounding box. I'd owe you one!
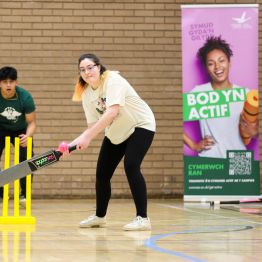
[0,107,22,122]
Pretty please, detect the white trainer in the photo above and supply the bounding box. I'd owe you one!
[123,216,151,231]
[79,215,106,228]
[19,195,26,208]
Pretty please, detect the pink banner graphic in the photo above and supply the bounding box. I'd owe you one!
[182,4,259,159]
[182,4,260,198]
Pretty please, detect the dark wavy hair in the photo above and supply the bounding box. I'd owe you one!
[197,36,233,65]
[78,53,107,87]
[0,66,17,81]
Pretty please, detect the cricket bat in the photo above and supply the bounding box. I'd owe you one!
[0,144,76,187]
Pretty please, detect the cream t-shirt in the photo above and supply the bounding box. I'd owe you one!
[82,71,156,144]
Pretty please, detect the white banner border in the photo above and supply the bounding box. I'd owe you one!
[181,4,259,9]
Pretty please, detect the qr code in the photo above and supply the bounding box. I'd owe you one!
[228,151,252,175]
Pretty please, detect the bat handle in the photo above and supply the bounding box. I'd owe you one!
[68,145,77,153]
[57,143,77,156]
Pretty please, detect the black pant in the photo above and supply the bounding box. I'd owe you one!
[0,129,34,198]
[95,128,155,218]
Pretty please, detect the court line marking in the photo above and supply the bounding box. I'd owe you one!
[144,224,252,262]
[158,203,262,225]
[143,203,260,261]
[145,231,206,262]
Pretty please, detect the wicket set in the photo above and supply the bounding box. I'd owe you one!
[0,136,36,224]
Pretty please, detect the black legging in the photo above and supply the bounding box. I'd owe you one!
[95,128,155,218]
[0,129,34,198]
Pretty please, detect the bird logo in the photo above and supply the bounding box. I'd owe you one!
[0,107,22,122]
[232,12,251,24]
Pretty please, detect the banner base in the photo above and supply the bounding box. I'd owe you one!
[184,195,262,203]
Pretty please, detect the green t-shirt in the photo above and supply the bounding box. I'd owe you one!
[0,86,35,131]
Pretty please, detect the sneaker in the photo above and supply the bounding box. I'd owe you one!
[123,216,151,231]
[19,195,26,208]
[79,214,106,228]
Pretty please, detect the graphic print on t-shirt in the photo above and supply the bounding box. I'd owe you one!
[0,107,22,123]
[96,97,106,115]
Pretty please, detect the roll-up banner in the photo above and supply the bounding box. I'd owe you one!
[181,4,260,202]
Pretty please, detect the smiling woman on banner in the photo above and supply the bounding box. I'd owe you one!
[183,36,258,158]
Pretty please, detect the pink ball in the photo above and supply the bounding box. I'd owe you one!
[58,142,69,153]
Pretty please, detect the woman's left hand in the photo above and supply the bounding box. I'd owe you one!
[239,113,259,138]
[72,131,92,150]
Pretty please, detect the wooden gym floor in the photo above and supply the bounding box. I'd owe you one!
[0,199,261,262]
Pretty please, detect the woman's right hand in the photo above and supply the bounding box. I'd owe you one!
[183,133,215,153]
[194,136,215,152]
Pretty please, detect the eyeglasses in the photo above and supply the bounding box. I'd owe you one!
[79,64,97,73]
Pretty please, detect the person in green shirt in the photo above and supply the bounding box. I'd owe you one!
[0,66,36,207]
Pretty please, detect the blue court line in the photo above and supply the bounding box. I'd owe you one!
[144,225,253,262]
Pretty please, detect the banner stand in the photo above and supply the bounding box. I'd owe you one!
[184,195,262,203]
[181,4,260,203]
